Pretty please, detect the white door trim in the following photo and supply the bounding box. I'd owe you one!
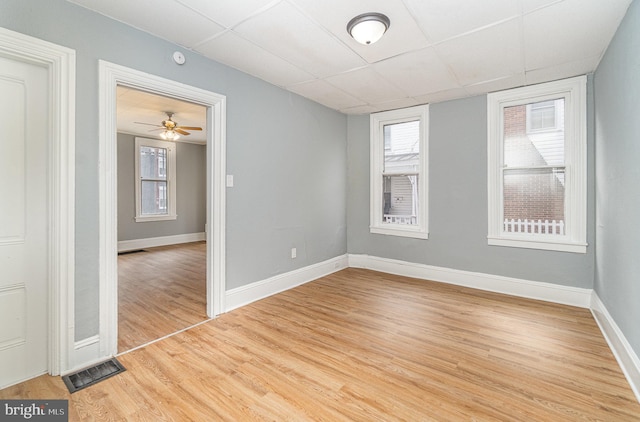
[98,61,226,357]
[0,27,76,376]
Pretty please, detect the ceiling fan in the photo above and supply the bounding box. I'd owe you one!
[135,112,202,140]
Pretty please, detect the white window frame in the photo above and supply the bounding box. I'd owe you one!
[370,104,429,239]
[134,137,177,222]
[487,76,587,253]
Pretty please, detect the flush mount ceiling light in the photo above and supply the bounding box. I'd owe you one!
[347,12,390,45]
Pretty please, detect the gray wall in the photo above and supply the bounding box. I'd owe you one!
[117,133,206,241]
[0,0,347,340]
[347,92,596,288]
[593,0,640,355]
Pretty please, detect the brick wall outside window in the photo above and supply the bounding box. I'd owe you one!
[502,105,565,230]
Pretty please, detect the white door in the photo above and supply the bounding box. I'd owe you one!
[0,55,49,388]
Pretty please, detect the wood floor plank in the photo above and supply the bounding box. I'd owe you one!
[117,241,208,352]
[2,268,639,421]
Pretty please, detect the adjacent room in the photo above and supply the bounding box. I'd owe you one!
[1,0,639,420]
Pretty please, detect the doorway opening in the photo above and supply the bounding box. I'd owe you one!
[116,87,209,353]
[99,61,226,358]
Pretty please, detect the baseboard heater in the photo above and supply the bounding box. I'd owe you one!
[62,358,126,393]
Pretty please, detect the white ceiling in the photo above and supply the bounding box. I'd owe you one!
[72,0,631,115]
[117,86,207,143]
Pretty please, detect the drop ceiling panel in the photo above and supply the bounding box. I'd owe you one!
[522,0,564,14]
[68,0,225,48]
[68,0,631,114]
[195,31,314,87]
[404,0,520,43]
[525,55,601,86]
[413,88,470,105]
[523,0,632,71]
[292,0,430,63]
[435,18,523,87]
[373,47,460,96]
[340,104,379,115]
[287,80,365,111]
[463,73,526,96]
[177,0,279,28]
[325,67,406,104]
[232,1,366,78]
[369,97,422,113]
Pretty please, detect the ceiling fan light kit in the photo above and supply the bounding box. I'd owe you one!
[134,111,202,141]
[160,130,180,141]
[347,12,390,45]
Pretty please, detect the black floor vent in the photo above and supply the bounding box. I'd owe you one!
[118,249,146,255]
[62,358,126,393]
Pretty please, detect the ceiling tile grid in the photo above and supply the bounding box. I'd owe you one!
[68,0,633,114]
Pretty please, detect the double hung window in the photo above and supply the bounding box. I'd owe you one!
[370,105,429,239]
[487,76,587,253]
[135,137,177,222]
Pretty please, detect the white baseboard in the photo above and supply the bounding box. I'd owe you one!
[70,250,637,404]
[118,232,205,252]
[225,255,349,312]
[591,294,640,403]
[348,254,592,308]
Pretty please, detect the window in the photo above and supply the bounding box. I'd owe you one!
[135,137,177,222]
[370,104,428,239]
[487,76,587,253]
[526,100,560,133]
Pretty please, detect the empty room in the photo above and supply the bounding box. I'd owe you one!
[1,0,640,420]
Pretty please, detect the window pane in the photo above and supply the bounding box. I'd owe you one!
[504,99,564,167]
[528,100,556,130]
[141,180,168,215]
[140,146,167,179]
[503,168,565,235]
[383,120,420,173]
[382,175,418,225]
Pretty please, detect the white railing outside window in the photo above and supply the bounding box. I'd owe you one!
[503,218,565,235]
[384,215,417,225]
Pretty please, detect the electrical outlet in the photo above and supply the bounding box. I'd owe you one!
[291,248,297,259]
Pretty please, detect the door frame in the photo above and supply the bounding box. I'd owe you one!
[0,27,76,376]
[98,61,226,357]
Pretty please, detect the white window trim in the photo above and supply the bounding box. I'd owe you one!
[134,137,177,222]
[370,104,429,239]
[487,76,587,253]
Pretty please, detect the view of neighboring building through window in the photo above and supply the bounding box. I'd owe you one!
[487,76,587,253]
[370,104,428,239]
[383,121,420,225]
[135,137,177,222]
[503,98,565,235]
[140,145,168,215]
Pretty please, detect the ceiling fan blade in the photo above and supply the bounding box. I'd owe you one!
[134,121,162,127]
[176,126,202,131]
[147,128,164,132]
[175,129,190,136]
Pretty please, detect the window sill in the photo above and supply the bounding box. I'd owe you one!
[488,236,587,253]
[370,225,429,240]
[135,214,177,223]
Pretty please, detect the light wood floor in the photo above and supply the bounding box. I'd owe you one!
[118,241,208,352]
[3,268,639,420]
